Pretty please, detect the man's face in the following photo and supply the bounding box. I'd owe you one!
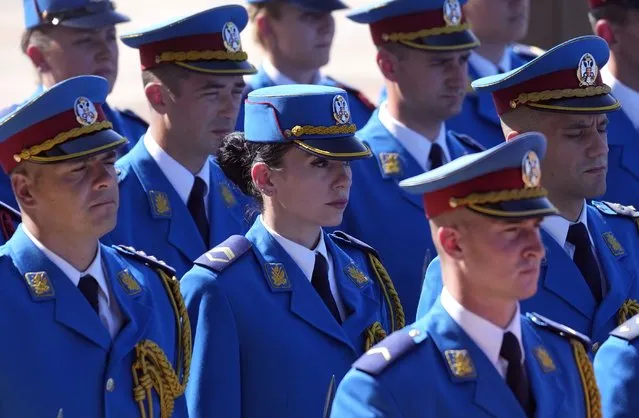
[609,10,639,76]
[463,0,530,44]
[39,25,119,93]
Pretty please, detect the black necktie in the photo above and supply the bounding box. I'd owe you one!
[78,274,99,315]
[312,253,341,324]
[428,143,445,170]
[500,332,533,415]
[187,176,209,245]
[567,223,603,302]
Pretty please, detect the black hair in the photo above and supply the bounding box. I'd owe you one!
[217,131,294,207]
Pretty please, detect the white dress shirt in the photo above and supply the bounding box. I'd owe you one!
[602,66,639,132]
[469,48,512,78]
[541,202,595,259]
[144,132,210,217]
[23,226,123,339]
[378,101,451,171]
[262,217,347,321]
[261,58,326,85]
[441,287,524,379]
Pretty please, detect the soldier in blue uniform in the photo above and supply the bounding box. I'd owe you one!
[340,0,484,321]
[235,0,375,131]
[587,0,639,208]
[417,36,639,355]
[0,76,189,418]
[105,6,259,277]
[594,312,639,417]
[180,84,405,418]
[331,133,600,418]
[377,0,543,149]
[0,200,21,245]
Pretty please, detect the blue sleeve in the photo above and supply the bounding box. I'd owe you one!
[331,369,403,418]
[415,257,443,321]
[181,267,241,418]
[595,337,639,418]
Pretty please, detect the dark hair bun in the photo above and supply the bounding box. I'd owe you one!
[217,131,254,196]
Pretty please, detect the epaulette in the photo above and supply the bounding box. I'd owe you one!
[330,231,378,257]
[113,245,176,277]
[526,312,591,348]
[512,43,545,60]
[326,77,376,111]
[119,109,149,127]
[0,201,21,222]
[592,200,639,218]
[353,327,422,375]
[611,313,639,341]
[449,131,485,152]
[194,235,252,273]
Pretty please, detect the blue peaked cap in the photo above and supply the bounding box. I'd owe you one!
[245,0,347,12]
[23,0,129,30]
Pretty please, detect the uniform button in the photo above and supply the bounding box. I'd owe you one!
[592,342,600,353]
[106,378,115,392]
[408,329,421,338]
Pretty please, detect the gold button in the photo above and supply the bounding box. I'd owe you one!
[592,342,600,353]
[408,329,421,338]
[106,378,115,392]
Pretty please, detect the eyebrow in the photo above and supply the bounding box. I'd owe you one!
[197,80,246,91]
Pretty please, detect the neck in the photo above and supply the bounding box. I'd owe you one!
[149,122,208,174]
[546,190,584,222]
[24,219,98,272]
[607,55,639,93]
[267,54,319,85]
[386,94,443,140]
[261,208,322,250]
[474,42,508,66]
[444,264,518,329]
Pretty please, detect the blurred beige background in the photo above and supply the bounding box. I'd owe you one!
[0,0,592,119]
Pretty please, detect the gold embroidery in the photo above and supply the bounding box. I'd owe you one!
[24,272,54,297]
[154,193,171,216]
[270,264,289,287]
[571,340,602,418]
[346,264,368,285]
[534,346,556,372]
[444,349,476,378]
[220,184,237,207]
[602,232,625,257]
[379,153,401,175]
[118,270,141,295]
[617,299,639,325]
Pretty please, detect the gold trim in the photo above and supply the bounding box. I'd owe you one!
[449,187,548,208]
[174,62,257,75]
[26,138,128,163]
[383,23,471,42]
[293,140,372,158]
[364,321,388,351]
[399,39,479,51]
[468,203,558,218]
[526,102,621,112]
[617,299,639,325]
[510,85,612,109]
[570,340,602,418]
[14,120,113,162]
[156,49,248,64]
[285,124,357,138]
[368,253,405,333]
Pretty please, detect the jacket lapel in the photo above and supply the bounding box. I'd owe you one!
[428,301,525,418]
[127,140,206,262]
[446,131,475,159]
[247,219,355,351]
[101,246,154,366]
[608,110,639,182]
[7,226,111,350]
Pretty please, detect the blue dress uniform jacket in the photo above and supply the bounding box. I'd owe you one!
[180,217,404,418]
[330,300,598,418]
[602,109,639,209]
[340,111,483,321]
[104,138,254,277]
[235,66,375,131]
[0,226,189,418]
[0,201,20,245]
[417,203,639,352]
[594,313,639,418]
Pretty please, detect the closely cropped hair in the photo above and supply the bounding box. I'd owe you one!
[141,63,191,96]
[248,1,285,47]
[20,27,54,54]
[588,4,629,26]
[217,131,293,206]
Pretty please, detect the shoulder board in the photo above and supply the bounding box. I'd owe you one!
[113,245,176,276]
[119,109,149,127]
[449,131,485,152]
[194,235,252,273]
[0,201,21,222]
[592,200,639,218]
[326,77,376,111]
[526,312,591,348]
[330,231,378,257]
[610,313,639,341]
[512,43,545,60]
[353,327,421,375]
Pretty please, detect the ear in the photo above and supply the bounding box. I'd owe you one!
[144,82,169,114]
[438,225,464,261]
[251,161,276,197]
[505,130,521,142]
[26,45,51,72]
[595,19,617,46]
[256,13,275,48]
[377,48,399,82]
[11,169,37,210]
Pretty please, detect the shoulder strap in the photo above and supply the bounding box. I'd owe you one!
[449,131,485,152]
[194,235,252,273]
[592,200,639,218]
[526,312,591,348]
[113,245,176,276]
[611,313,639,341]
[354,328,421,375]
[330,231,378,256]
[512,43,545,60]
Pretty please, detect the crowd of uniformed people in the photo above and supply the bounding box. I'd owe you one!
[2,0,639,416]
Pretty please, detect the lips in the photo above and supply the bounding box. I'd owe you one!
[327,199,348,208]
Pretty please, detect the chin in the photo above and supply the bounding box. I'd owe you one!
[320,213,344,228]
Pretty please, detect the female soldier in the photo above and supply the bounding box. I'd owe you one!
[180,84,404,418]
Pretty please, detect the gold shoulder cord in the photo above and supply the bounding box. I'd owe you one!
[132,269,192,418]
[571,340,602,418]
[364,254,406,351]
[617,299,639,325]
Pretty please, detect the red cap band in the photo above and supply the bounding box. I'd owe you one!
[369,10,466,45]
[139,33,226,70]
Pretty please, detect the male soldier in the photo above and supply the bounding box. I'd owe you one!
[235,0,375,131]
[378,0,542,149]
[331,133,599,418]
[588,0,639,208]
[340,0,484,320]
[106,6,258,277]
[0,0,148,207]
[417,36,639,355]
[0,75,189,417]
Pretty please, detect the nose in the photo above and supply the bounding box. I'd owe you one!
[445,58,468,90]
[523,226,545,261]
[218,92,239,119]
[588,129,609,160]
[92,160,117,190]
[317,13,335,37]
[333,162,352,191]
